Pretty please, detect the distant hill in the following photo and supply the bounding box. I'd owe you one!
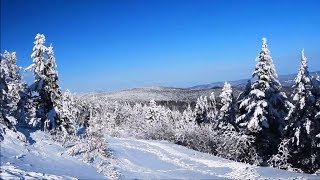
[190,71,320,90]
[80,71,319,105]
[83,86,226,103]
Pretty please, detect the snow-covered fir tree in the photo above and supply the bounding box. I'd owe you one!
[26,34,69,133]
[194,96,209,124]
[236,38,292,162]
[175,104,194,132]
[0,51,26,130]
[208,92,218,123]
[145,99,173,140]
[217,82,236,130]
[236,38,290,134]
[283,49,320,173]
[146,99,166,127]
[146,99,159,124]
[61,89,79,133]
[182,104,195,123]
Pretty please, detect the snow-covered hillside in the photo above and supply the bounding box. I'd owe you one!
[0,129,105,179]
[108,137,317,179]
[1,129,318,179]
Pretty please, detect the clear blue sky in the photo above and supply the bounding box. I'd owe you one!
[1,0,319,92]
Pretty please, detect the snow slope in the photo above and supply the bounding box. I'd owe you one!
[1,129,318,179]
[0,129,105,179]
[108,137,318,179]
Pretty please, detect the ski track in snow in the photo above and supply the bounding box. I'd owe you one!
[108,137,318,180]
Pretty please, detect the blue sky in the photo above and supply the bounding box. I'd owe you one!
[1,0,319,92]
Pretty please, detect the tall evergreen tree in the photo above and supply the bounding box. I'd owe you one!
[208,92,218,123]
[0,51,25,130]
[217,82,236,130]
[194,96,209,124]
[182,104,194,123]
[26,34,68,133]
[236,38,290,134]
[236,38,291,162]
[146,99,158,124]
[61,89,78,133]
[146,99,167,126]
[284,49,320,173]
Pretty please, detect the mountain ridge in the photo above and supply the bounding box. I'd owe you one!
[80,71,319,104]
[189,71,320,90]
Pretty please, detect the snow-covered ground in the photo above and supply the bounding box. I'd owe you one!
[108,137,318,179]
[1,129,318,179]
[0,129,105,179]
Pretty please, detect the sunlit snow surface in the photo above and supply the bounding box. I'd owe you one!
[108,137,318,179]
[0,129,105,179]
[1,130,318,179]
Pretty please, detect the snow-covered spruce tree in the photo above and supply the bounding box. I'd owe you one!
[61,89,79,134]
[0,51,26,130]
[217,82,236,130]
[174,104,195,143]
[236,38,291,162]
[146,99,159,125]
[182,104,195,123]
[124,102,147,138]
[283,50,320,173]
[208,92,218,123]
[176,105,191,130]
[194,96,210,124]
[26,34,69,133]
[114,101,132,126]
[145,99,162,138]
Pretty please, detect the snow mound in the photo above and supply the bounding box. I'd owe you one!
[0,128,105,179]
[1,165,76,180]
